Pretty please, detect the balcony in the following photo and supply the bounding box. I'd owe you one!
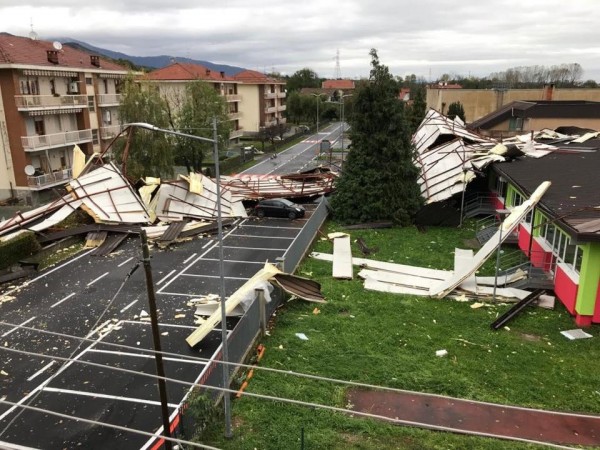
[97,94,122,107]
[21,129,93,152]
[264,92,277,99]
[265,105,278,114]
[228,111,242,120]
[229,128,244,139]
[15,95,88,111]
[100,125,123,140]
[277,105,287,112]
[27,168,73,190]
[277,91,286,99]
[225,94,242,102]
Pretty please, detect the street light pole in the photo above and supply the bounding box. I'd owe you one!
[121,121,233,439]
[311,93,321,134]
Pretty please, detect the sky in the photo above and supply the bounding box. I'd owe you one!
[1,0,599,81]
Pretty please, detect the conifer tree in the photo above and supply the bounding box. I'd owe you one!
[330,50,423,225]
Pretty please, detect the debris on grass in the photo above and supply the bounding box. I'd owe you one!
[435,349,448,357]
[295,333,309,341]
[561,329,593,340]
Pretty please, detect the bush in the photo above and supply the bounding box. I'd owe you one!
[0,231,41,270]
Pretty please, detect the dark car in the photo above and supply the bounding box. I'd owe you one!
[254,198,306,219]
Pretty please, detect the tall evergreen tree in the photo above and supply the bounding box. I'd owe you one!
[330,49,423,225]
[115,77,173,179]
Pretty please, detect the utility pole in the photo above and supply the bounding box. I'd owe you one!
[140,230,173,450]
[311,93,321,134]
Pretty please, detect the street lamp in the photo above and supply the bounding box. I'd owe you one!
[326,94,352,169]
[310,93,322,134]
[120,121,233,439]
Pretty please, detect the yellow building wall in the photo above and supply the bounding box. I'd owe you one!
[238,84,261,133]
[0,83,16,200]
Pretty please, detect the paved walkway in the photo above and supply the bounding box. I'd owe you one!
[348,389,600,447]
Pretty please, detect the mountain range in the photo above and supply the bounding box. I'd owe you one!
[49,37,245,75]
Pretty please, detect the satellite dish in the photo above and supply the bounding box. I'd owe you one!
[53,41,63,50]
[24,165,35,176]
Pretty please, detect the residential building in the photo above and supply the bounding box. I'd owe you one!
[233,70,286,132]
[488,140,600,325]
[427,85,600,124]
[0,32,128,203]
[143,62,248,140]
[469,101,600,138]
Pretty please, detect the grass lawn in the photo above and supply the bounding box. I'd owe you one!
[198,220,600,449]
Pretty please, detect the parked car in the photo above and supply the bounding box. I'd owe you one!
[298,125,310,132]
[254,198,306,219]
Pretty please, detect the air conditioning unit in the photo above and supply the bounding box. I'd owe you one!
[69,82,79,93]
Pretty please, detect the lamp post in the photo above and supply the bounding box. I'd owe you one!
[121,121,233,439]
[310,93,321,134]
[326,94,352,169]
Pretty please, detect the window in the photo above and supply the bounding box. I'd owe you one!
[86,77,93,85]
[103,79,109,94]
[512,191,524,207]
[103,110,112,125]
[574,247,583,273]
[20,77,40,95]
[34,118,45,135]
[87,96,95,109]
[495,177,507,199]
[508,117,523,131]
[50,79,56,95]
[91,129,99,145]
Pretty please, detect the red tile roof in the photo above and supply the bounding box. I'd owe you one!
[233,69,283,84]
[322,79,355,90]
[0,32,127,72]
[144,62,234,82]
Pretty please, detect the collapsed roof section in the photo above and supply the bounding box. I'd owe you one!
[412,109,596,205]
[221,172,336,201]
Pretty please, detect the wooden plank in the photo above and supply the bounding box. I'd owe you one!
[358,269,438,289]
[363,276,429,296]
[455,248,476,292]
[332,236,353,279]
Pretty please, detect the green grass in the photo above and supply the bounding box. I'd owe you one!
[198,220,600,449]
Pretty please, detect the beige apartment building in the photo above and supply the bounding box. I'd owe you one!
[0,32,128,204]
[233,70,286,131]
[426,85,600,124]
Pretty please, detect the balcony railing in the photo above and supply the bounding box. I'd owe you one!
[97,93,122,106]
[100,125,123,140]
[265,106,278,114]
[225,94,242,102]
[228,111,242,120]
[277,91,286,98]
[15,94,88,111]
[277,105,287,112]
[264,92,277,99]
[21,129,93,152]
[27,168,73,190]
[229,129,244,139]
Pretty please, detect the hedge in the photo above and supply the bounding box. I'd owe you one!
[0,231,41,271]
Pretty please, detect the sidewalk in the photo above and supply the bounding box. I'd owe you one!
[348,389,600,447]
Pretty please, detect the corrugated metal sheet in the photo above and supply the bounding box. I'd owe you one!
[271,273,326,303]
[90,233,128,256]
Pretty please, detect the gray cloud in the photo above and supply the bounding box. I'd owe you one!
[1,0,599,80]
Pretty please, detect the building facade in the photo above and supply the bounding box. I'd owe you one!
[0,33,128,204]
[233,70,286,132]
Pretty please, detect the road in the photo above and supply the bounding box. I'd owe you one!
[0,129,328,449]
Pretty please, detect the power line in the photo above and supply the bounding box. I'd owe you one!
[0,399,220,450]
[0,345,580,450]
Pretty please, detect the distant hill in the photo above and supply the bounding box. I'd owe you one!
[49,37,246,75]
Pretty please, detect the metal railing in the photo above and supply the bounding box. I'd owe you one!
[21,129,93,151]
[100,125,123,140]
[229,129,244,139]
[225,94,242,102]
[264,92,278,99]
[228,111,242,120]
[15,94,88,110]
[97,93,122,106]
[264,106,278,114]
[27,168,73,189]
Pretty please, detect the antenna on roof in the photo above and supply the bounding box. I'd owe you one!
[28,17,38,41]
[334,49,342,80]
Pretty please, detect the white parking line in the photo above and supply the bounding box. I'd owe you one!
[228,233,294,240]
[201,258,266,265]
[27,361,56,382]
[87,271,109,287]
[88,348,206,365]
[156,269,176,285]
[2,316,36,338]
[119,299,138,313]
[223,245,286,251]
[50,292,76,309]
[182,253,197,264]
[202,240,213,249]
[118,257,134,267]
[42,387,179,409]
[181,274,249,281]
[240,224,302,230]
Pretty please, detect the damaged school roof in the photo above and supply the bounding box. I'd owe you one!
[412,108,599,205]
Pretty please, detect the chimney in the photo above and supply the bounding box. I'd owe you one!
[47,50,59,64]
[220,71,225,78]
[90,55,100,67]
[544,83,555,101]
[205,69,211,76]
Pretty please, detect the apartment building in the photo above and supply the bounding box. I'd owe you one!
[143,62,245,140]
[233,70,286,132]
[0,32,128,204]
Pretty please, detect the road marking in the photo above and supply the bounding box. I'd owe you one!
[240,224,302,230]
[182,253,197,264]
[42,387,179,409]
[202,240,213,249]
[229,233,294,240]
[122,320,197,330]
[156,269,176,286]
[2,316,36,338]
[88,349,206,365]
[27,361,56,381]
[119,299,138,313]
[118,257,134,267]
[200,258,266,265]
[87,271,109,287]
[50,292,76,309]
[223,245,286,251]
[181,274,250,281]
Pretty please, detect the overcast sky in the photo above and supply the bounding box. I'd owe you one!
[1,0,599,80]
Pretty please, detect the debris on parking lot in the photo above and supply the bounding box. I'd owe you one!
[560,329,593,340]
